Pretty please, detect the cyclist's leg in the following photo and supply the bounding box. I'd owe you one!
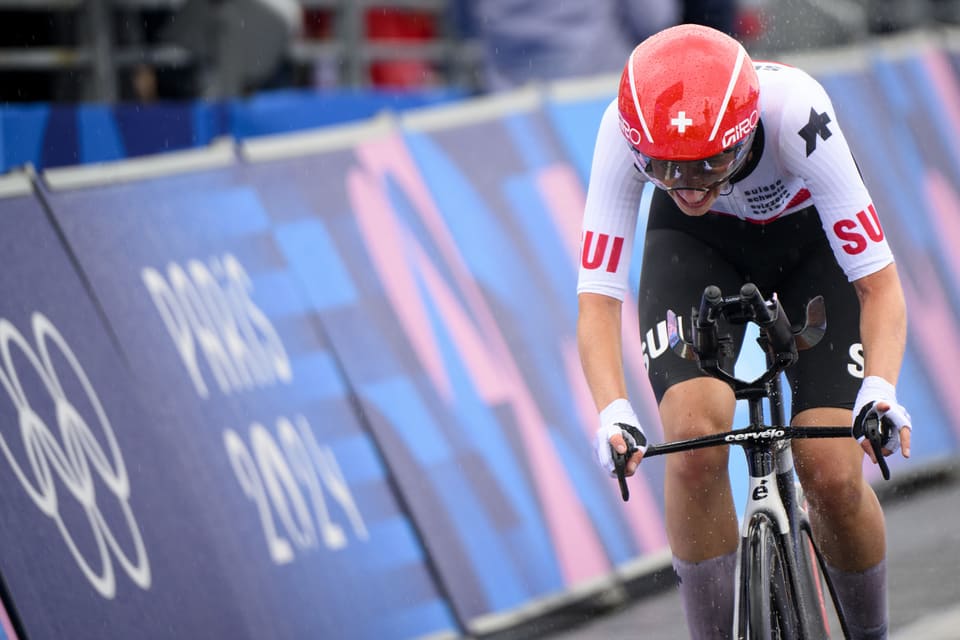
[778,221,888,639]
[660,379,740,640]
[659,378,739,560]
[791,409,888,640]
[639,194,747,638]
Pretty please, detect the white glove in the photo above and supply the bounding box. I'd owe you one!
[595,398,647,475]
[853,376,912,453]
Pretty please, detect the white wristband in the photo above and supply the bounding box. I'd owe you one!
[854,375,896,418]
[600,398,637,426]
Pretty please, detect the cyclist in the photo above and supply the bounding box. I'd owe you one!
[577,23,912,639]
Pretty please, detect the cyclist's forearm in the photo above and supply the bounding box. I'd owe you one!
[577,293,629,411]
[855,263,907,385]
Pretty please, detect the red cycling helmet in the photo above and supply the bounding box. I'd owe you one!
[618,24,760,192]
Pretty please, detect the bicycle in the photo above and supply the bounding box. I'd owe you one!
[613,283,892,639]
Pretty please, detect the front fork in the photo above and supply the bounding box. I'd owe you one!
[731,434,813,636]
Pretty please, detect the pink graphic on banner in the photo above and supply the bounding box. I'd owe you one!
[345,168,454,402]
[538,164,667,552]
[537,164,585,265]
[0,602,16,640]
[900,257,960,440]
[905,169,960,440]
[536,165,662,437]
[925,171,960,291]
[924,51,960,157]
[348,134,611,585]
[562,339,668,552]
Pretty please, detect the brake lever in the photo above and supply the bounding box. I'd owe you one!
[612,441,637,501]
[863,414,891,481]
[611,423,645,501]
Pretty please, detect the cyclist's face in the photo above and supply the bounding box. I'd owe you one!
[669,185,723,216]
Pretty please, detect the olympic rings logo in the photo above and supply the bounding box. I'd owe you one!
[0,313,150,599]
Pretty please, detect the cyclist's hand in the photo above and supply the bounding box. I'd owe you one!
[595,399,647,476]
[853,376,912,461]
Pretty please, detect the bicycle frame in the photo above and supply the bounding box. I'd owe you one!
[615,283,885,639]
[729,372,848,638]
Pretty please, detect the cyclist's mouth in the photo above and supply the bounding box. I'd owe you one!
[673,189,713,207]
[670,189,716,214]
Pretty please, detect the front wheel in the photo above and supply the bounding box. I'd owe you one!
[739,514,800,639]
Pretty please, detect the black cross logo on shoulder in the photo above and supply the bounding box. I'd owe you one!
[798,108,832,156]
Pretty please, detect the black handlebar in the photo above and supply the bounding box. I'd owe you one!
[691,283,799,380]
[612,284,892,501]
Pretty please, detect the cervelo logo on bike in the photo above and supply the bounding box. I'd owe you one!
[0,313,150,599]
[725,428,785,442]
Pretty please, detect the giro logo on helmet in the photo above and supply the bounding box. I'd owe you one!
[619,114,645,146]
[721,110,759,148]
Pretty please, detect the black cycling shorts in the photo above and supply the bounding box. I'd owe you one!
[637,188,862,418]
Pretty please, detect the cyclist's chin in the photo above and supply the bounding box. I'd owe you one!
[669,189,719,217]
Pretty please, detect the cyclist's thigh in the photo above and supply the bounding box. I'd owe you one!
[638,195,747,407]
[659,377,737,440]
[775,221,862,418]
[790,406,864,487]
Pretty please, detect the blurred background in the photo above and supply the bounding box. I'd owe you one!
[1,3,960,640]
[2,0,960,103]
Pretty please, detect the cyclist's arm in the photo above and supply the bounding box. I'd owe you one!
[853,262,911,457]
[577,292,646,473]
[577,99,646,473]
[774,70,910,456]
[577,292,629,411]
[576,98,644,407]
[853,262,906,386]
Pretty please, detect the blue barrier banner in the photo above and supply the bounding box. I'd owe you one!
[0,178,254,640]
[240,109,667,627]
[544,87,615,184]
[229,88,465,139]
[41,163,458,640]
[399,99,669,565]
[0,103,227,173]
[0,88,463,174]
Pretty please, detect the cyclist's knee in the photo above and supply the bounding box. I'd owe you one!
[660,378,734,488]
[792,407,868,516]
[799,457,868,518]
[667,447,730,492]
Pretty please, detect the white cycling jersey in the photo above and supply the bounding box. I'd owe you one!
[577,62,895,302]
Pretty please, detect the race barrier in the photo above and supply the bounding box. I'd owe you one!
[0,88,465,174]
[0,31,958,640]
